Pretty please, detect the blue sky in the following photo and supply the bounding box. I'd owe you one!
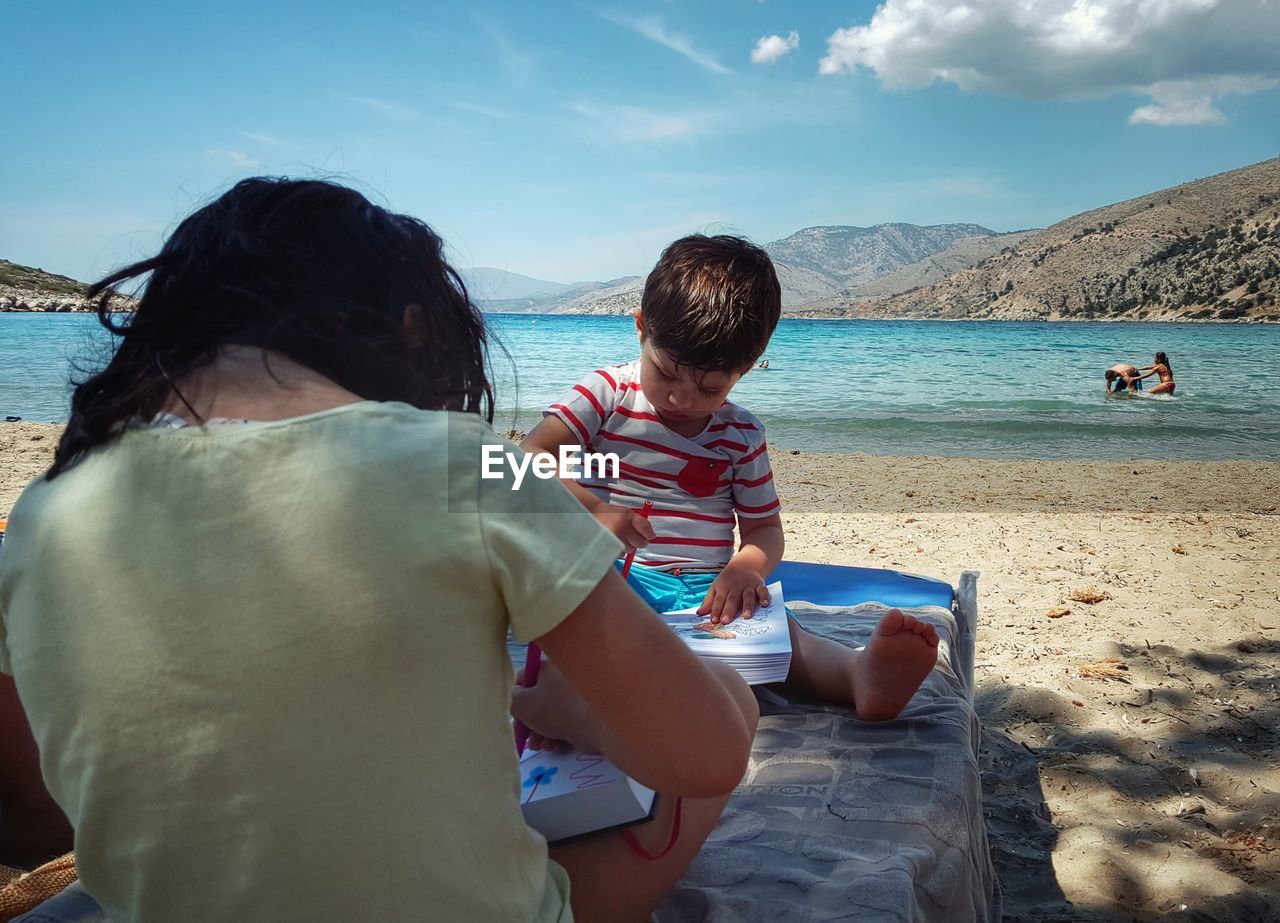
[2,0,1277,286]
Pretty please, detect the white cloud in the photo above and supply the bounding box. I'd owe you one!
[567,82,860,147]
[238,130,283,146]
[451,101,508,119]
[334,93,421,122]
[818,0,1280,124]
[475,15,537,80]
[751,31,799,64]
[205,148,261,169]
[1128,96,1224,125]
[571,103,701,143]
[358,97,419,121]
[599,11,732,75]
[1128,75,1277,125]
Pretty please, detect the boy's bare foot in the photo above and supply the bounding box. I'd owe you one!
[852,609,939,721]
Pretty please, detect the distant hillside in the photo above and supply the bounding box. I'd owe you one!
[0,260,84,294]
[461,267,572,303]
[547,276,645,314]
[845,231,1038,298]
[552,222,1012,316]
[0,259,91,312]
[769,223,997,307]
[802,158,1280,322]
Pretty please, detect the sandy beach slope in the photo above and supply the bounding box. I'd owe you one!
[3,422,1277,921]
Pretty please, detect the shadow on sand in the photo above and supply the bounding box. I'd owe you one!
[976,637,1279,922]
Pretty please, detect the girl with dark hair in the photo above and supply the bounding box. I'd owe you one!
[0,178,756,922]
[1136,351,1176,395]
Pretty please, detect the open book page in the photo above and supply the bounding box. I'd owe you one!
[660,581,792,683]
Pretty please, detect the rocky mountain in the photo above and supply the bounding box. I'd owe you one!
[768,223,997,307]
[549,222,1012,315]
[844,231,1038,298]
[802,158,1280,322]
[475,275,644,314]
[460,267,572,303]
[547,276,645,314]
[480,275,644,314]
[0,259,92,312]
[548,279,640,315]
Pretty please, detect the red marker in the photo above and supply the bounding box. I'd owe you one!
[619,500,653,579]
[514,641,542,756]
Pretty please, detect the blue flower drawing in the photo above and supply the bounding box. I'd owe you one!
[524,766,558,788]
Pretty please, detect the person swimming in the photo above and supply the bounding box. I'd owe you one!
[1135,352,1175,395]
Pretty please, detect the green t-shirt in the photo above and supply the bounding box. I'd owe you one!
[0,402,621,922]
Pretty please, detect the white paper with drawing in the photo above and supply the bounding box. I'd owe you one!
[661,581,792,685]
[518,746,656,844]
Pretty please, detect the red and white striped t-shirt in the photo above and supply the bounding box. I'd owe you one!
[547,360,781,573]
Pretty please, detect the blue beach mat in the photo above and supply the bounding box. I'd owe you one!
[767,560,955,610]
[765,560,976,696]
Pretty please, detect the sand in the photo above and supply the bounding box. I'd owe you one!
[3,422,1278,921]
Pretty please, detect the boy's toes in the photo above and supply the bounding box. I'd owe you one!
[877,608,906,635]
[901,616,939,646]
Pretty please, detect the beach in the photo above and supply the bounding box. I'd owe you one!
[3,422,1277,920]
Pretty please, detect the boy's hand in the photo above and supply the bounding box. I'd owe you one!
[593,503,656,551]
[697,563,771,625]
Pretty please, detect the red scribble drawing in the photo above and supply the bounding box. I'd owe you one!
[568,753,617,790]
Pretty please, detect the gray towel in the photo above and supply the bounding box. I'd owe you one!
[656,599,1000,923]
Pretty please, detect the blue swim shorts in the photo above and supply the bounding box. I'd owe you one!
[615,561,717,613]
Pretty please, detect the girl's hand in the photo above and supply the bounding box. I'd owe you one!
[511,658,602,754]
[592,503,656,551]
[697,564,770,625]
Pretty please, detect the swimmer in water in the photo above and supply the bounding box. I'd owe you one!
[1134,352,1176,395]
[1104,363,1142,393]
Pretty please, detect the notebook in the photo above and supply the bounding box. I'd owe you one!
[661,581,793,684]
[518,746,657,844]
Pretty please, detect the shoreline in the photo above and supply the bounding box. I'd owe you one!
[539,310,1280,324]
[13,419,1280,467]
[4,306,1278,324]
[2,423,1277,919]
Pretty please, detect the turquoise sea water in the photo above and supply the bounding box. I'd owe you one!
[4,312,1279,461]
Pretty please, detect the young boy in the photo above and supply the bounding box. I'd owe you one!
[523,234,938,721]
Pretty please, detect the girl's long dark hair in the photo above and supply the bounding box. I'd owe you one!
[1155,351,1171,372]
[49,178,494,478]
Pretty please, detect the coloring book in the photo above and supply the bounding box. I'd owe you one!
[661,581,792,684]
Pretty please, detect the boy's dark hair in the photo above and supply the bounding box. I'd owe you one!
[640,234,781,372]
[49,177,494,478]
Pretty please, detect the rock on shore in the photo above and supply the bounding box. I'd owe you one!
[0,285,92,313]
